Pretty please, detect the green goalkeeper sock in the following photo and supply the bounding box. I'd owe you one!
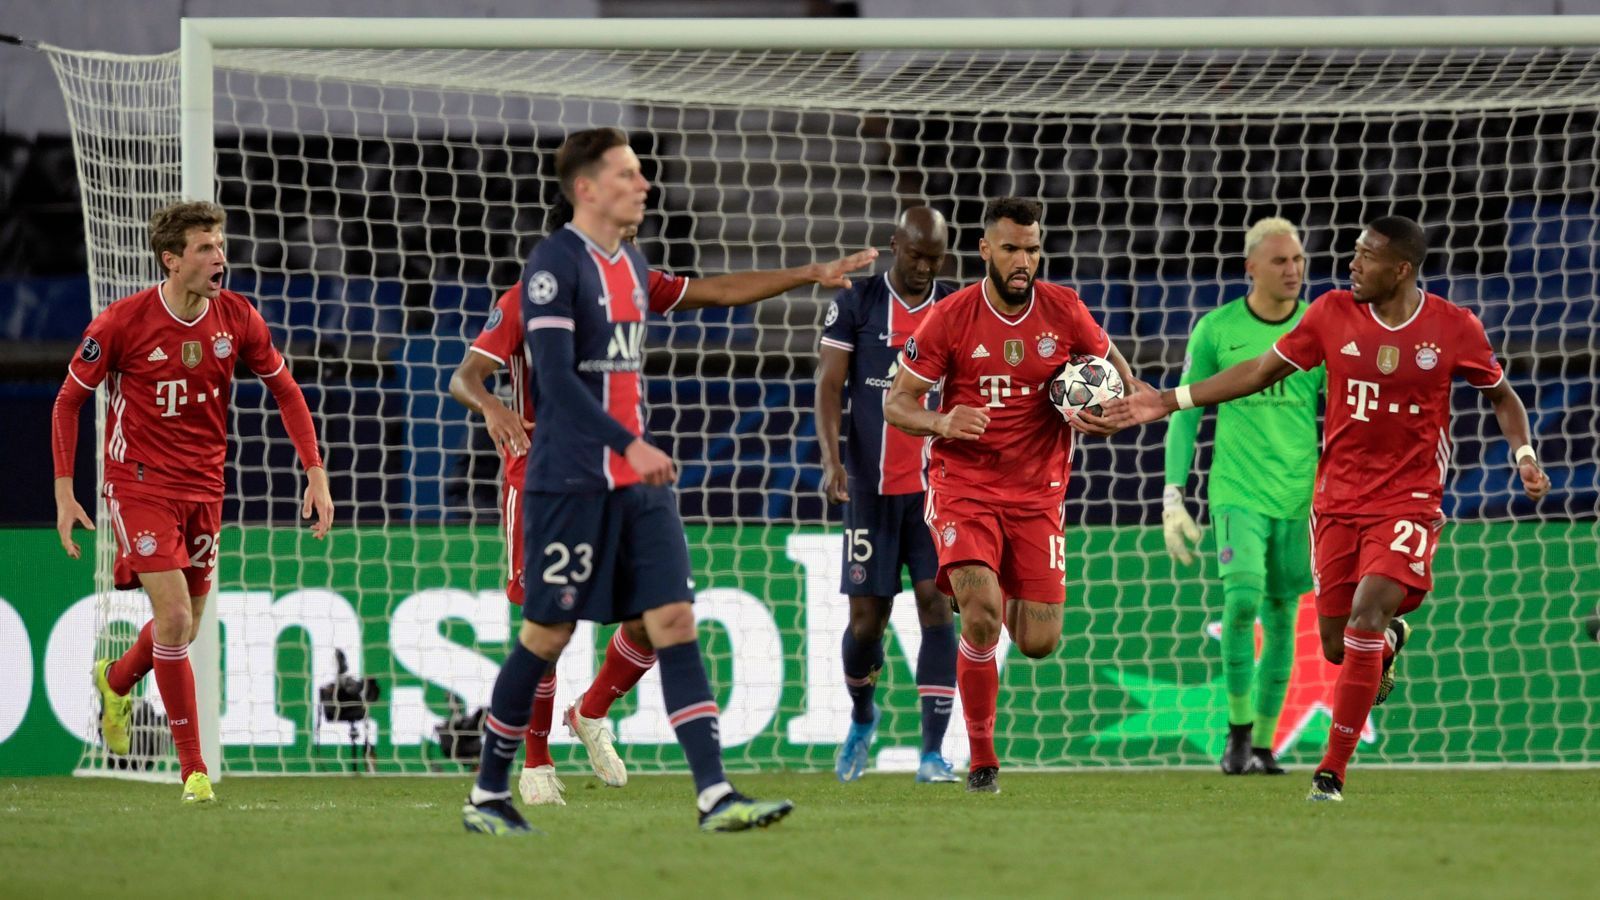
[1221,573,1265,726]
[1253,592,1297,747]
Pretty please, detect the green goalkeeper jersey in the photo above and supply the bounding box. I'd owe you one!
[1164,296,1325,520]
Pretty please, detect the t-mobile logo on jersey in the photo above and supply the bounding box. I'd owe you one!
[978,374,1040,408]
[1345,378,1382,422]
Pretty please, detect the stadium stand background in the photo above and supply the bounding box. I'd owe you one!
[3,0,1596,528]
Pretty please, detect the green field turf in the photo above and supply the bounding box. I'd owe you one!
[3,770,1596,899]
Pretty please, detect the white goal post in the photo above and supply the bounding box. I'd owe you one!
[44,16,1600,779]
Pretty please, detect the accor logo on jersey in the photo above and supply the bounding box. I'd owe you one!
[578,322,646,373]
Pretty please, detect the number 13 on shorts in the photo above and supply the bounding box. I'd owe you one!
[1048,534,1066,572]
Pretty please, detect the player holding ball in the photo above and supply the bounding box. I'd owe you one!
[884,197,1142,794]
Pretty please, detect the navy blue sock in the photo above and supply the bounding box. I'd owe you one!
[657,641,728,796]
[917,623,957,756]
[841,629,884,725]
[474,641,549,796]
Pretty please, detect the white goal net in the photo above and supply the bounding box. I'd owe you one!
[48,19,1600,778]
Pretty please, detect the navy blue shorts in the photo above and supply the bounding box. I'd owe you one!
[521,485,695,625]
[838,484,939,597]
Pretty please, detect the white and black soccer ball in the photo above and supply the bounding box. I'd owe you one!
[1048,353,1125,421]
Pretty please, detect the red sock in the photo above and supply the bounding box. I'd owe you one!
[957,636,1000,770]
[152,641,206,780]
[1318,628,1385,782]
[524,672,557,769]
[108,621,155,695]
[578,629,656,719]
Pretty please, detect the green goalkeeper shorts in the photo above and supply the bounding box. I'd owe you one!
[1212,505,1313,597]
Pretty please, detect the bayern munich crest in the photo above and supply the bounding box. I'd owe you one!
[849,563,867,585]
[1037,332,1059,358]
[135,532,158,557]
[212,332,234,359]
[528,270,558,305]
[1415,342,1440,371]
[941,524,957,547]
[558,585,579,610]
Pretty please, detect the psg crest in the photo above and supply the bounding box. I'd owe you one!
[558,585,579,610]
[849,563,867,585]
[182,341,203,369]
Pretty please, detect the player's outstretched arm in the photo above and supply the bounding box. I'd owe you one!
[1105,349,1295,429]
[1482,379,1551,501]
[258,365,333,538]
[50,375,96,558]
[674,248,878,310]
[302,466,334,540]
[883,367,987,440]
[449,351,532,457]
[814,344,851,504]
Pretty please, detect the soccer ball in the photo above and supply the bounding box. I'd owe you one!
[1048,354,1125,421]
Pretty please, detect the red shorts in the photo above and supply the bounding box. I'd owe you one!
[501,479,527,605]
[105,486,221,597]
[925,489,1067,604]
[1310,510,1442,619]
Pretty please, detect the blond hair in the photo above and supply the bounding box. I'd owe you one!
[1243,216,1300,258]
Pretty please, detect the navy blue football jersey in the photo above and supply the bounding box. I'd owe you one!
[520,224,681,493]
[820,273,955,495]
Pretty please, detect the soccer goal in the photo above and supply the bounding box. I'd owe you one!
[45,16,1600,779]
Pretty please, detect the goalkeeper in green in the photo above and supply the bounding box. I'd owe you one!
[1163,217,1325,774]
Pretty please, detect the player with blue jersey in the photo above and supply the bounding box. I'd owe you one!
[462,127,794,835]
[817,207,960,784]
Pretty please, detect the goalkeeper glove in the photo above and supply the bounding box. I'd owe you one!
[1161,485,1202,565]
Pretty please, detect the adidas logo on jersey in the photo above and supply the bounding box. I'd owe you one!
[971,344,991,359]
[1340,341,1360,357]
[147,347,168,362]
[1409,561,1426,576]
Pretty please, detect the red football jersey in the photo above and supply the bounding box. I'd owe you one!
[1273,289,1503,518]
[899,279,1110,510]
[67,286,288,502]
[468,271,689,485]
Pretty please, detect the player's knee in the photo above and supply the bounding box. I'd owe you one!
[912,587,953,627]
[643,601,698,648]
[960,605,1001,646]
[1320,637,1344,665]
[846,600,891,643]
[620,618,652,650]
[518,620,573,660]
[1016,633,1058,659]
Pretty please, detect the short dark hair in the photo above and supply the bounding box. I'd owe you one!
[555,127,629,203]
[149,200,226,273]
[1365,215,1428,271]
[984,197,1043,230]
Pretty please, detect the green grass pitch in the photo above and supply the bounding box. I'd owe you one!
[3,770,1595,898]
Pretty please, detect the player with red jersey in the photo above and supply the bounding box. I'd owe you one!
[884,198,1140,793]
[1108,216,1550,801]
[51,201,333,802]
[450,215,875,806]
